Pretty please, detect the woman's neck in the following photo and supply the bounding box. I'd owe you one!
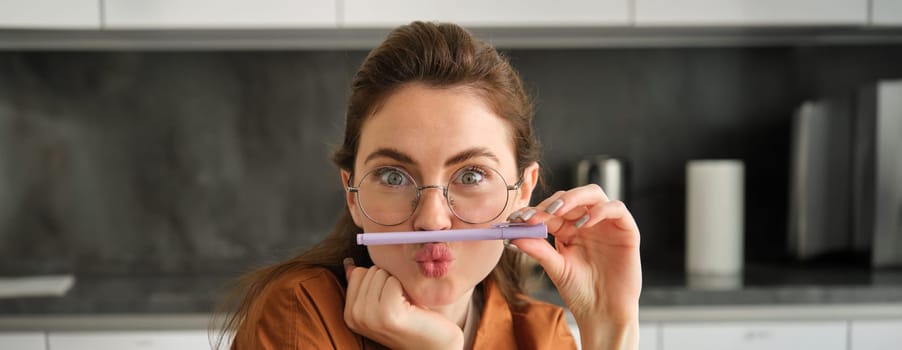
[427,287,474,329]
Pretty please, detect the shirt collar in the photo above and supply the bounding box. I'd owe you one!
[471,279,516,348]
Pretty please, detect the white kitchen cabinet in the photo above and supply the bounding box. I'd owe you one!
[342,0,629,27]
[872,0,902,25]
[660,321,847,350]
[47,331,211,350]
[0,0,99,29]
[640,322,660,350]
[851,319,902,350]
[103,0,337,29]
[567,321,658,350]
[0,332,46,350]
[635,0,868,26]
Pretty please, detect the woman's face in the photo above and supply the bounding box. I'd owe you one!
[343,83,537,308]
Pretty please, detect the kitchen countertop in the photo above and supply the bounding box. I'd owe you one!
[2,263,902,316]
[618,263,902,307]
[0,274,232,315]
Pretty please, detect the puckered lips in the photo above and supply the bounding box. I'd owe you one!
[414,243,454,278]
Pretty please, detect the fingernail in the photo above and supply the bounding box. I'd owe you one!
[574,214,589,228]
[507,210,522,221]
[506,242,521,252]
[343,257,355,266]
[545,199,564,214]
[520,208,537,221]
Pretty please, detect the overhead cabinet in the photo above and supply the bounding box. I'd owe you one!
[872,0,902,25]
[635,0,869,26]
[0,0,99,29]
[0,333,46,350]
[103,0,337,29]
[341,0,630,27]
[1,0,896,30]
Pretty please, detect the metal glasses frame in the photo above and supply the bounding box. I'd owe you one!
[346,167,524,226]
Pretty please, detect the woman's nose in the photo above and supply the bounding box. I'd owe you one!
[412,187,452,231]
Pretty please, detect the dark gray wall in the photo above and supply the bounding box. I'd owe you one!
[2,46,901,275]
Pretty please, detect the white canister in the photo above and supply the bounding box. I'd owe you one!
[686,160,745,279]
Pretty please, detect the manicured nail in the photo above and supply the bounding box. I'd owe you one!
[574,214,590,228]
[506,242,521,252]
[520,208,537,221]
[507,211,523,221]
[343,257,355,266]
[545,199,564,214]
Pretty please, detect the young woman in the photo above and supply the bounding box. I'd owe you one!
[221,21,641,350]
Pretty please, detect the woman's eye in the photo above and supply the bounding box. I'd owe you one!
[378,169,410,186]
[455,169,485,185]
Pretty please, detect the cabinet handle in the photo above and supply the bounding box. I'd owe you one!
[742,329,772,341]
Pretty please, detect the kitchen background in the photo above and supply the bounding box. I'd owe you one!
[2,0,902,349]
[2,46,901,276]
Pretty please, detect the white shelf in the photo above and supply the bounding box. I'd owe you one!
[635,0,869,26]
[341,0,629,27]
[0,0,99,29]
[0,332,45,350]
[872,0,902,25]
[103,0,338,29]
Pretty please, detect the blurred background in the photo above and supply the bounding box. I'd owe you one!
[1,1,901,349]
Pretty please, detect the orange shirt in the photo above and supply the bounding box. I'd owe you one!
[231,267,577,349]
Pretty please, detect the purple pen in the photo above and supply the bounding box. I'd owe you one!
[356,223,547,246]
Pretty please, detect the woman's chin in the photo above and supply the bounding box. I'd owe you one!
[404,281,462,307]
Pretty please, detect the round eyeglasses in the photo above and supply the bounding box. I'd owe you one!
[347,166,523,226]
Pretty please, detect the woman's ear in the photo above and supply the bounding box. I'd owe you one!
[516,162,540,207]
[341,170,365,228]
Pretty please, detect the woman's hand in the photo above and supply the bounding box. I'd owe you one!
[509,184,641,350]
[343,260,464,350]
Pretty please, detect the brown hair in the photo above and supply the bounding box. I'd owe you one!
[215,21,541,349]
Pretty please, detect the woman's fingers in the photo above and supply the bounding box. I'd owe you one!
[380,275,407,321]
[533,190,565,212]
[583,200,640,234]
[345,264,408,327]
[365,268,389,302]
[342,265,463,349]
[344,264,365,307]
[511,184,643,340]
[365,268,391,321]
[509,237,565,282]
[344,258,355,278]
[355,267,378,310]
[535,185,608,215]
[511,184,635,242]
[511,185,608,224]
[344,262,368,328]
[382,274,405,303]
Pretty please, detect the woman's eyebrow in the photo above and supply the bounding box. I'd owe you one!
[363,147,499,167]
[445,147,500,167]
[363,147,414,165]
